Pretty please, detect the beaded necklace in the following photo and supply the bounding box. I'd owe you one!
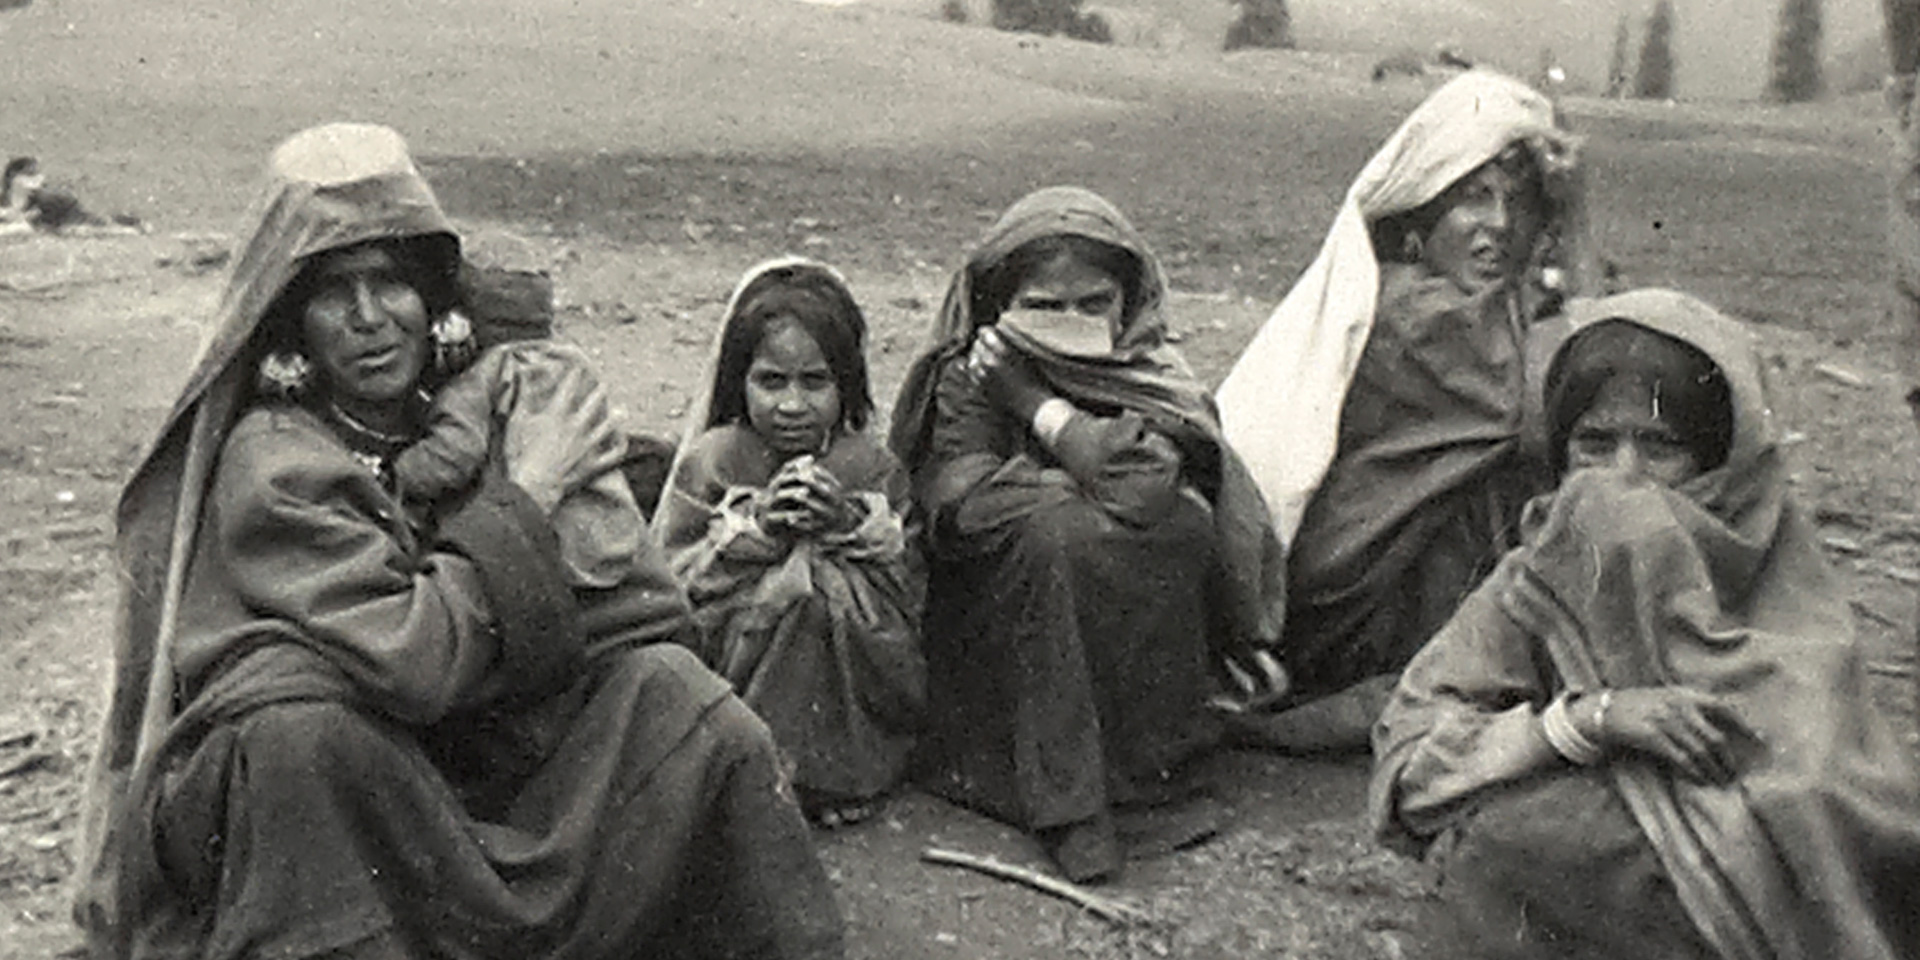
[323,399,421,486]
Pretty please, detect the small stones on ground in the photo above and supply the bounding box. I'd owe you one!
[1823,535,1867,556]
[1813,362,1870,389]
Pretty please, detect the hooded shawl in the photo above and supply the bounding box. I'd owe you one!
[651,258,925,800]
[889,186,1287,656]
[1214,70,1575,545]
[1372,289,1920,960]
[77,125,460,932]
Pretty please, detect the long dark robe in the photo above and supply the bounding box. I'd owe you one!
[911,357,1225,831]
[80,124,842,960]
[889,189,1285,849]
[655,424,926,804]
[114,406,844,960]
[1371,291,1920,960]
[1283,263,1546,698]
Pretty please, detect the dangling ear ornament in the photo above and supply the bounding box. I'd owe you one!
[432,309,476,373]
[257,351,314,400]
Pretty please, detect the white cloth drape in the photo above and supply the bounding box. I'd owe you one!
[1215,70,1564,544]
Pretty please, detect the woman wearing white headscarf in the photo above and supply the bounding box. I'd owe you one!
[75,124,843,960]
[1217,71,1585,739]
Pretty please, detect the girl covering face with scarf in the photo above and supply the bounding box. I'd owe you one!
[77,123,844,960]
[1371,290,1920,960]
[653,258,926,830]
[890,186,1286,883]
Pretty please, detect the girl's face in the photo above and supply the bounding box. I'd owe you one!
[1565,374,1704,488]
[999,252,1125,354]
[745,317,842,458]
[1420,158,1544,296]
[300,244,430,416]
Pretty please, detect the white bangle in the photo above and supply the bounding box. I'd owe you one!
[1542,692,1604,766]
[1030,397,1077,448]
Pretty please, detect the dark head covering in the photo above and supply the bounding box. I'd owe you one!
[3,155,37,185]
[888,186,1188,470]
[79,123,460,942]
[1543,317,1734,477]
[889,185,1288,655]
[1375,289,1920,960]
[702,257,875,434]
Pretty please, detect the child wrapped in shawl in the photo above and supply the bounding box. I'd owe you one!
[890,186,1286,882]
[1370,290,1920,960]
[1217,69,1586,749]
[394,337,648,596]
[381,259,687,655]
[653,258,925,827]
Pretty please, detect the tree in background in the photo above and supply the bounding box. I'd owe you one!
[1225,0,1292,51]
[992,0,1109,42]
[1606,13,1633,98]
[1767,0,1825,102]
[1634,0,1676,99]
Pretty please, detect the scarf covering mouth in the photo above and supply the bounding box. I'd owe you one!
[889,184,1288,655]
[1383,289,1920,960]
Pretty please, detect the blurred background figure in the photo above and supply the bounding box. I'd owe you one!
[2,156,144,236]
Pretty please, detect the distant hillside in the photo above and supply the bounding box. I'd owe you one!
[872,0,1887,100]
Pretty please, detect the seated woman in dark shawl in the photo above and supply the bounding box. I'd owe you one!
[890,186,1286,882]
[1216,70,1585,748]
[1371,289,1920,960]
[74,124,843,960]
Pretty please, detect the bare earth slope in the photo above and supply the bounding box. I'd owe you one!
[2,2,1915,958]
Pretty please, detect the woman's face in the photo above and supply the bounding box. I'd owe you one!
[300,245,431,415]
[1000,252,1125,353]
[1420,158,1545,296]
[1565,375,1705,488]
[745,317,842,458]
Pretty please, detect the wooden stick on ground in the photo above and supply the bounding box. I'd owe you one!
[919,847,1153,927]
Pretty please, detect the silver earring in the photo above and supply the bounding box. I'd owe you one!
[1403,233,1423,261]
[432,309,476,375]
[257,350,314,400]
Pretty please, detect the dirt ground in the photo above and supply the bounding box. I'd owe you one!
[5,3,1920,958]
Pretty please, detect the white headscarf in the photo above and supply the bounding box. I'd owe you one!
[1215,70,1573,544]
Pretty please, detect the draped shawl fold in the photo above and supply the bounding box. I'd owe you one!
[1214,70,1574,546]
[653,258,926,800]
[78,125,699,947]
[889,186,1287,654]
[1373,289,1920,960]
[80,125,463,935]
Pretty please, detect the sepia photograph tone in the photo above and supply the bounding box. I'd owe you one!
[3,0,1919,956]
